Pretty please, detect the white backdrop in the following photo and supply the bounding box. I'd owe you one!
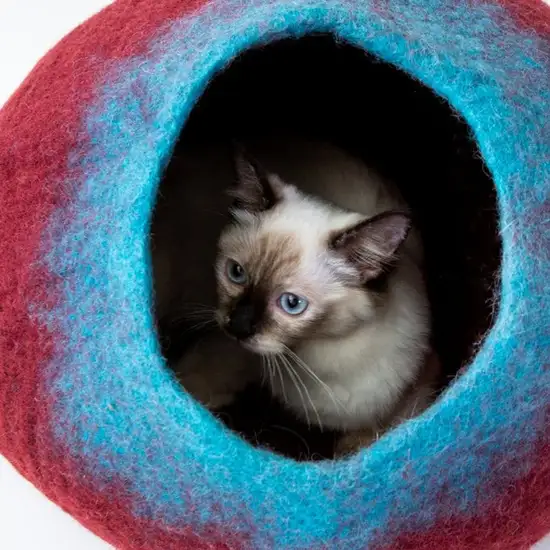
[0,2,114,547]
[0,1,548,548]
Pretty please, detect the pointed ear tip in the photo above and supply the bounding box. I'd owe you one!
[366,211,412,247]
[233,147,246,165]
[388,211,411,221]
[232,142,252,166]
[384,211,412,229]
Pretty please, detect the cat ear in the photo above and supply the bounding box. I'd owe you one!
[331,211,411,282]
[229,144,282,212]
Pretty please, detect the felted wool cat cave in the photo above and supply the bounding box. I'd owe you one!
[1,0,549,548]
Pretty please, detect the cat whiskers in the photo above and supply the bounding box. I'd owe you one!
[170,303,218,332]
[260,356,268,385]
[186,318,217,332]
[175,302,217,318]
[261,354,276,390]
[283,346,345,415]
[273,355,289,405]
[263,354,299,420]
[266,353,320,430]
[283,353,323,429]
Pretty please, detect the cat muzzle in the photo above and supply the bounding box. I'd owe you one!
[225,302,258,341]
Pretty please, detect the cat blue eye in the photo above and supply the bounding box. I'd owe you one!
[278,293,309,315]
[226,259,247,285]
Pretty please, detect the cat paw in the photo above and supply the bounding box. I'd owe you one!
[178,372,236,410]
[205,392,236,410]
[334,429,378,457]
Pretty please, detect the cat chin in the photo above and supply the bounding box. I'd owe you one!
[240,337,285,356]
[212,318,284,355]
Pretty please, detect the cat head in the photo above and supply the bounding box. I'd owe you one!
[214,147,411,356]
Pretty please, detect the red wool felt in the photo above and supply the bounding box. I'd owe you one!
[0,0,249,547]
[0,0,209,453]
[379,438,550,550]
[489,0,550,35]
[41,465,249,550]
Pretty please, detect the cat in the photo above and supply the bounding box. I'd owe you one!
[214,138,439,454]
[151,141,259,410]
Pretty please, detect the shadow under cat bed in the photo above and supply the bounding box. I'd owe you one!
[153,35,501,461]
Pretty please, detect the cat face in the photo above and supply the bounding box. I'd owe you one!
[214,147,411,356]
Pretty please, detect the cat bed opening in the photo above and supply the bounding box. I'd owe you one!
[1,1,549,549]
[156,35,502,460]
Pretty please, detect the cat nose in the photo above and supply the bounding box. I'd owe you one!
[226,303,258,340]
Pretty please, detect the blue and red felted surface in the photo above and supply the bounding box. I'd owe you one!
[0,0,549,548]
